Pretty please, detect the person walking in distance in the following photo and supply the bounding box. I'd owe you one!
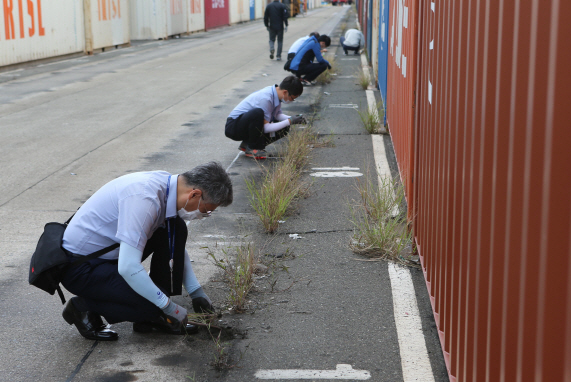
[264,0,289,61]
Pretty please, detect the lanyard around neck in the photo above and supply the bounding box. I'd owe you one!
[165,176,175,287]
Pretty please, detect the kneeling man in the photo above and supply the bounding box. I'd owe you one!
[225,75,307,159]
[61,162,233,340]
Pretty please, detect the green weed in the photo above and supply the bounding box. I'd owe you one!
[349,168,415,265]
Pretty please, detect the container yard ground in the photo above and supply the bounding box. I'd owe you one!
[0,6,447,381]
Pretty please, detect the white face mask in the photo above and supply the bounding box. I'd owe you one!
[177,197,211,221]
[282,92,293,104]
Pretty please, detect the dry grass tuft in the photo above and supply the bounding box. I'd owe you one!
[358,100,384,134]
[349,167,416,266]
[208,242,259,312]
[315,57,338,85]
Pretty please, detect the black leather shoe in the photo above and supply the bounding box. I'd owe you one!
[62,300,118,341]
[133,315,198,335]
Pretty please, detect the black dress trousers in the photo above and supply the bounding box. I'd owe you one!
[61,216,187,324]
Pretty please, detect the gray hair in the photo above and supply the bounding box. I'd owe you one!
[180,162,233,206]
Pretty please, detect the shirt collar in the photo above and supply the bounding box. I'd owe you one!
[166,174,179,219]
[272,85,281,108]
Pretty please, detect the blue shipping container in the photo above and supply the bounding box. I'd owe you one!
[250,0,255,20]
[377,0,389,124]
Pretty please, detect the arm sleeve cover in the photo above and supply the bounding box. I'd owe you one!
[264,119,290,133]
[183,249,202,295]
[275,113,291,121]
[117,241,169,308]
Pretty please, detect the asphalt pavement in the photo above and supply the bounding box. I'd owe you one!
[0,5,448,381]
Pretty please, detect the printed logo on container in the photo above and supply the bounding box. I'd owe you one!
[98,0,122,21]
[212,0,225,9]
[1,0,45,40]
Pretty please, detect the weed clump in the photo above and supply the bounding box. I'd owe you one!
[209,242,259,312]
[357,68,370,89]
[349,168,415,265]
[358,100,384,134]
[315,57,337,85]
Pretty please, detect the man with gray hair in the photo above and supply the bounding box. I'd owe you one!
[60,162,233,341]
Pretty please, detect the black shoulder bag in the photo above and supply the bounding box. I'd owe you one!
[29,215,119,304]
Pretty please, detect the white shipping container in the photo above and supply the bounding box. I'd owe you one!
[84,0,130,52]
[130,0,191,40]
[187,0,205,32]
[0,0,85,67]
[229,0,249,24]
[255,0,263,19]
[167,0,187,35]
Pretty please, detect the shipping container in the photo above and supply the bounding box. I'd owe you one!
[255,0,264,18]
[0,0,85,67]
[168,0,188,35]
[410,0,571,381]
[204,0,229,29]
[129,0,189,40]
[230,0,249,23]
[84,0,130,53]
[377,0,388,124]
[386,0,416,221]
[188,0,206,32]
[370,0,379,83]
[249,0,255,20]
[365,0,371,61]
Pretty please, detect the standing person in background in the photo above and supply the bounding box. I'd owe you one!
[289,35,331,86]
[340,28,364,55]
[264,0,289,61]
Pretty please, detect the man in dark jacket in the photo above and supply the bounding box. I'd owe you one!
[264,0,289,61]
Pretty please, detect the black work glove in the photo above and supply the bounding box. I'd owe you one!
[327,64,332,70]
[290,115,307,125]
[192,297,214,314]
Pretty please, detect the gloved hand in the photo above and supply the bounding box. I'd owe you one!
[327,64,332,70]
[190,287,214,313]
[161,299,188,326]
[290,115,307,125]
[284,26,288,32]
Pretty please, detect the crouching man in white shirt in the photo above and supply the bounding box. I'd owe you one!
[60,162,233,341]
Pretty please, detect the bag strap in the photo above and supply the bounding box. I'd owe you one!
[70,243,121,268]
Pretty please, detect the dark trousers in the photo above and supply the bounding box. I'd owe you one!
[340,37,360,55]
[295,62,328,82]
[61,217,188,324]
[269,28,284,58]
[225,108,290,150]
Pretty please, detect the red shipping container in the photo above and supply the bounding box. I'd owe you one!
[204,0,229,29]
[410,0,571,381]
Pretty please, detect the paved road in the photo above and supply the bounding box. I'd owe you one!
[0,6,448,381]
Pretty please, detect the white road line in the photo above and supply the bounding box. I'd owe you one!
[388,263,435,382]
[310,171,362,177]
[226,151,243,172]
[311,167,360,171]
[371,135,391,178]
[372,136,435,381]
[255,364,371,380]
